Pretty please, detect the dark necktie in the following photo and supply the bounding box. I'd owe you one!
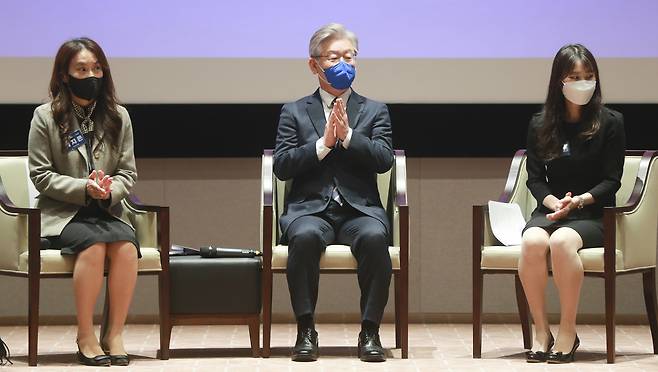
[328,96,343,206]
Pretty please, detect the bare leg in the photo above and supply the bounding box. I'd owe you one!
[73,243,107,357]
[102,241,138,355]
[549,227,584,353]
[518,227,552,352]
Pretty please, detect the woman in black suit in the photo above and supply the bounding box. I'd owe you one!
[518,44,625,363]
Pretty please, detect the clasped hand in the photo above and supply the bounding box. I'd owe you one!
[86,169,112,200]
[546,192,578,221]
[323,97,350,148]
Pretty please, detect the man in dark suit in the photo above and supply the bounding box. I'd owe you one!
[274,23,394,362]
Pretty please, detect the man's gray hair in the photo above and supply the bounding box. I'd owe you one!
[309,23,358,57]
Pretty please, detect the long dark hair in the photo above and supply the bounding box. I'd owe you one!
[49,37,121,151]
[537,44,603,160]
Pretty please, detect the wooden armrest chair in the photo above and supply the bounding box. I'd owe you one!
[473,149,658,363]
[260,149,409,358]
[0,151,171,365]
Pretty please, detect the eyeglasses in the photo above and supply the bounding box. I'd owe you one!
[313,50,358,64]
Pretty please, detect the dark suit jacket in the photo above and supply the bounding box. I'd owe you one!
[273,89,394,239]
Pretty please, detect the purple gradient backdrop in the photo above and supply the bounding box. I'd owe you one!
[1,0,657,58]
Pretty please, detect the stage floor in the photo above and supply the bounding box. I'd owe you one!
[1,322,656,371]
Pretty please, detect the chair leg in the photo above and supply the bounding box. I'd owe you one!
[400,269,409,359]
[248,316,261,358]
[27,273,40,366]
[472,270,483,358]
[159,271,172,360]
[515,275,532,349]
[605,273,616,363]
[262,270,273,358]
[642,268,658,354]
[394,272,401,349]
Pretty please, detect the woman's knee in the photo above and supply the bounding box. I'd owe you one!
[107,242,138,263]
[76,243,107,266]
[549,228,582,260]
[520,228,549,263]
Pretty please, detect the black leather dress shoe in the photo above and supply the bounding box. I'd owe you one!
[525,333,554,363]
[358,330,386,362]
[101,342,130,366]
[291,328,319,362]
[547,335,580,364]
[108,354,130,366]
[76,340,111,367]
[76,350,111,367]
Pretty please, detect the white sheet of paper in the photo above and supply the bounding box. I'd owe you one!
[487,200,526,246]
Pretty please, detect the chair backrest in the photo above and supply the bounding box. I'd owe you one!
[0,155,37,271]
[485,151,658,256]
[1,154,160,269]
[616,156,642,206]
[507,153,644,220]
[507,157,536,221]
[120,199,158,248]
[617,156,658,269]
[272,164,394,244]
[0,156,38,209]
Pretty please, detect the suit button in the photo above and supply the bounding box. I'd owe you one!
[324,196,329,201]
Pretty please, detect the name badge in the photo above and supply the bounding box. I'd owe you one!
[67,129,86,151]
[561,142,571,156]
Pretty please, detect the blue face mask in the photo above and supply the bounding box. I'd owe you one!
[321,60,356,90]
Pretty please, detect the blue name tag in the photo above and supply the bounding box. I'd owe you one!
[67,129,86,151]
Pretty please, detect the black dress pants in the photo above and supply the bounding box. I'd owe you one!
[285,200,392,325]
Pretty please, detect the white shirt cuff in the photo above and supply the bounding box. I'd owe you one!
[316,137,332,160]
[341,128,353,149]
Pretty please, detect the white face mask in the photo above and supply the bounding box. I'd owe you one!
[562,80,596,105]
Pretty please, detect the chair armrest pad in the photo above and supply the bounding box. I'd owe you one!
[262,150,274,207]
[498,150,527,203]
[393,150,408,207]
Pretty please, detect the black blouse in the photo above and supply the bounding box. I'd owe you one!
[525,107,626,219]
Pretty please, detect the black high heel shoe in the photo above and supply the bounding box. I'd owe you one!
[547,335,580,364]
[101,341,130,366]
[76,341,110,367]
[525,332,554,363]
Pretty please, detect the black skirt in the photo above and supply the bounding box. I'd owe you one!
[523,210,603,248]
[45,202,141,258]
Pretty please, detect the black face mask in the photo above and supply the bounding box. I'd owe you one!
[67,75,102,101]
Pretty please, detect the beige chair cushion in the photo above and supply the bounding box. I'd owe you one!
[272,244,400,270]
[18,247,162,274]
[481,245,624,273]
